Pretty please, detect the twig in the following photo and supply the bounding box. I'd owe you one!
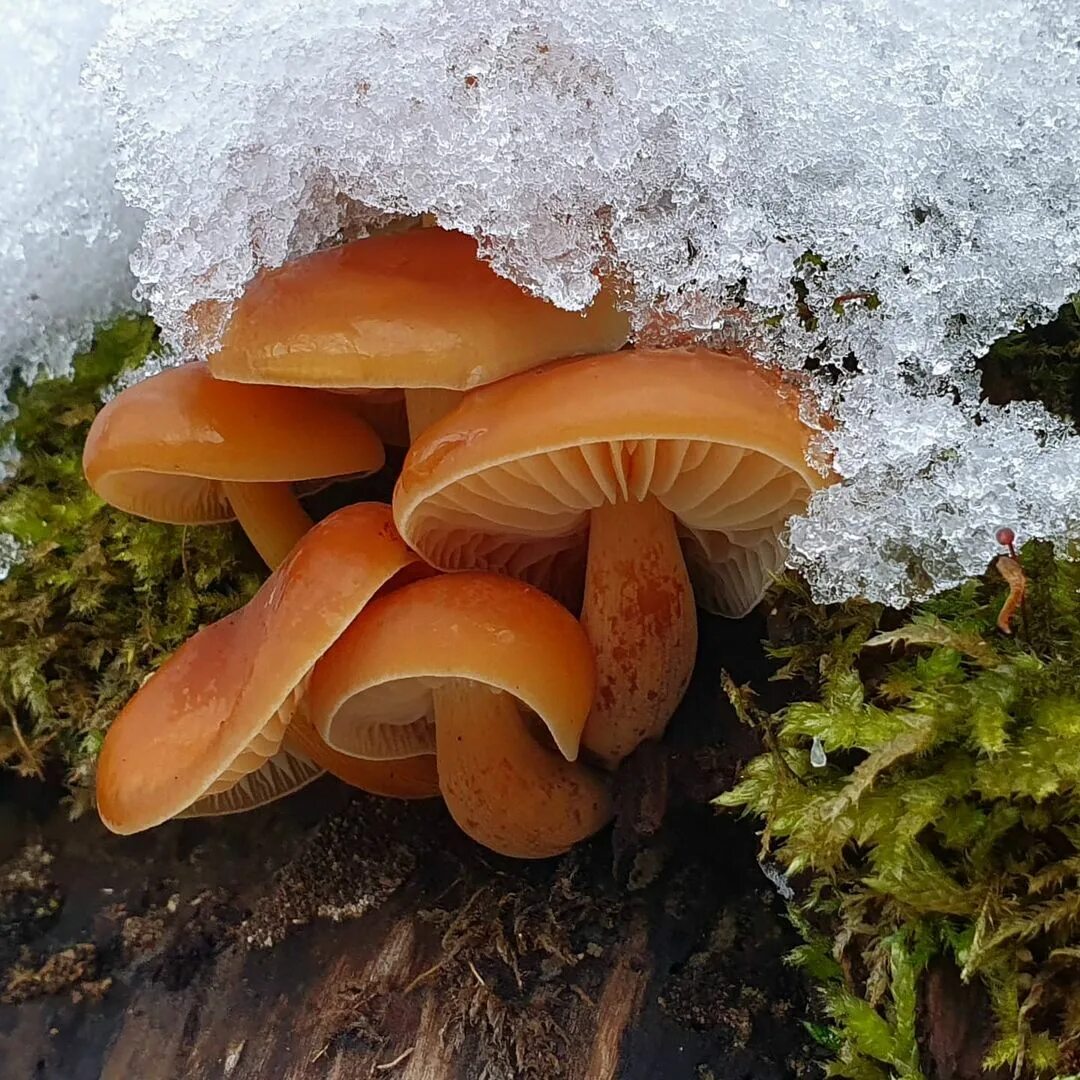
[403,885,489,993]
[9,713,42,778]
[374,1047,414,1072]
[833,291,876,306]
[427,874,464,907]
[403,957,447,995]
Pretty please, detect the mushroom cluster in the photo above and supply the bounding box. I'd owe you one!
[86,227,828,859]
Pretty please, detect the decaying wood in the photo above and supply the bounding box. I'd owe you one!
[583,914,651,1080]
[0,615,824,1080]
[919,960,1010,1080]
[0,791,814,1079]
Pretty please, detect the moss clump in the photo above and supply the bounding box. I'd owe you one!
[0,318,263,807]
[979,297,1080,422]
[721,545,1080,1078]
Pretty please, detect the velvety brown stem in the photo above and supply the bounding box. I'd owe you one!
[580,495,698,768]
[404,388,466,440]
[434,679,612,859]
[222,480,314,569]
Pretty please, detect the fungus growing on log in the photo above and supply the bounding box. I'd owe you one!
[83,361,385,568]
[204,227,630,438]
[308,572,612,859]
[394,348,828,767]
[96,503,430,832]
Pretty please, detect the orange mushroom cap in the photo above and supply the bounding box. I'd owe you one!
[205,228,630,393]
[308,573,612,859]
[96,503,428,833]
[83,361,385,525]
[393,347,828,618]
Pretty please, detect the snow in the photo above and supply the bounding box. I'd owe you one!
[0,1,142,409]
[0,534,20,583]
[788,389,1080,607]
[7,0,1080,604]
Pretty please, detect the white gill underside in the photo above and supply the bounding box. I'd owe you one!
[180,676,323,817]
[324,676,439,760]
[680,524,785,617]
[200,695,293,796]
[107,470,232,523]
[108,473,331,525]
[409,439,812,617]
[179,741,324,818]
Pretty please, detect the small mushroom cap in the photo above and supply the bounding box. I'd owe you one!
[393,347,830,617]
[309,573,595,763]
[96,503,422,833]
[83,362,385,524]
[206,228,629,391]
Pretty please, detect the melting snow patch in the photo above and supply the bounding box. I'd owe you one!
[50,0,1080,602]
[0,1,142,412]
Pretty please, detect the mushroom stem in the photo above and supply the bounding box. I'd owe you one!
[433,678,612,859]
[580,495,698,768]
[221,481,314,569]
[405,388,465,440]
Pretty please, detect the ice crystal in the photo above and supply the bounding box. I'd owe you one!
[100,344,184,403]
[0,534,22,584]
[759,861,795,902]
[85,0,1080,603]
[789,385,1080,607]
[0,1,141,408]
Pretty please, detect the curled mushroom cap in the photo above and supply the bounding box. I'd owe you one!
[205,228,630,437]
[393,347,829,767]
[97,503,430,833]
[83,362,385,568]
[308,572,612,859]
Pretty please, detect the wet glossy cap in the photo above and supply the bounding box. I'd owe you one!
[306,572,610,858]
[310,572,594,762]
[206,228,630,391]
[96,503,423,832]
[83,362,385,524]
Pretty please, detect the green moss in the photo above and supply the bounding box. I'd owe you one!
[979,297,1080,422]
[721,544,1080,1077]
[0,318,263,808]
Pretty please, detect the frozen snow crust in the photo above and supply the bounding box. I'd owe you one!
[0,1,142,402]
[18,0,1080,605]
